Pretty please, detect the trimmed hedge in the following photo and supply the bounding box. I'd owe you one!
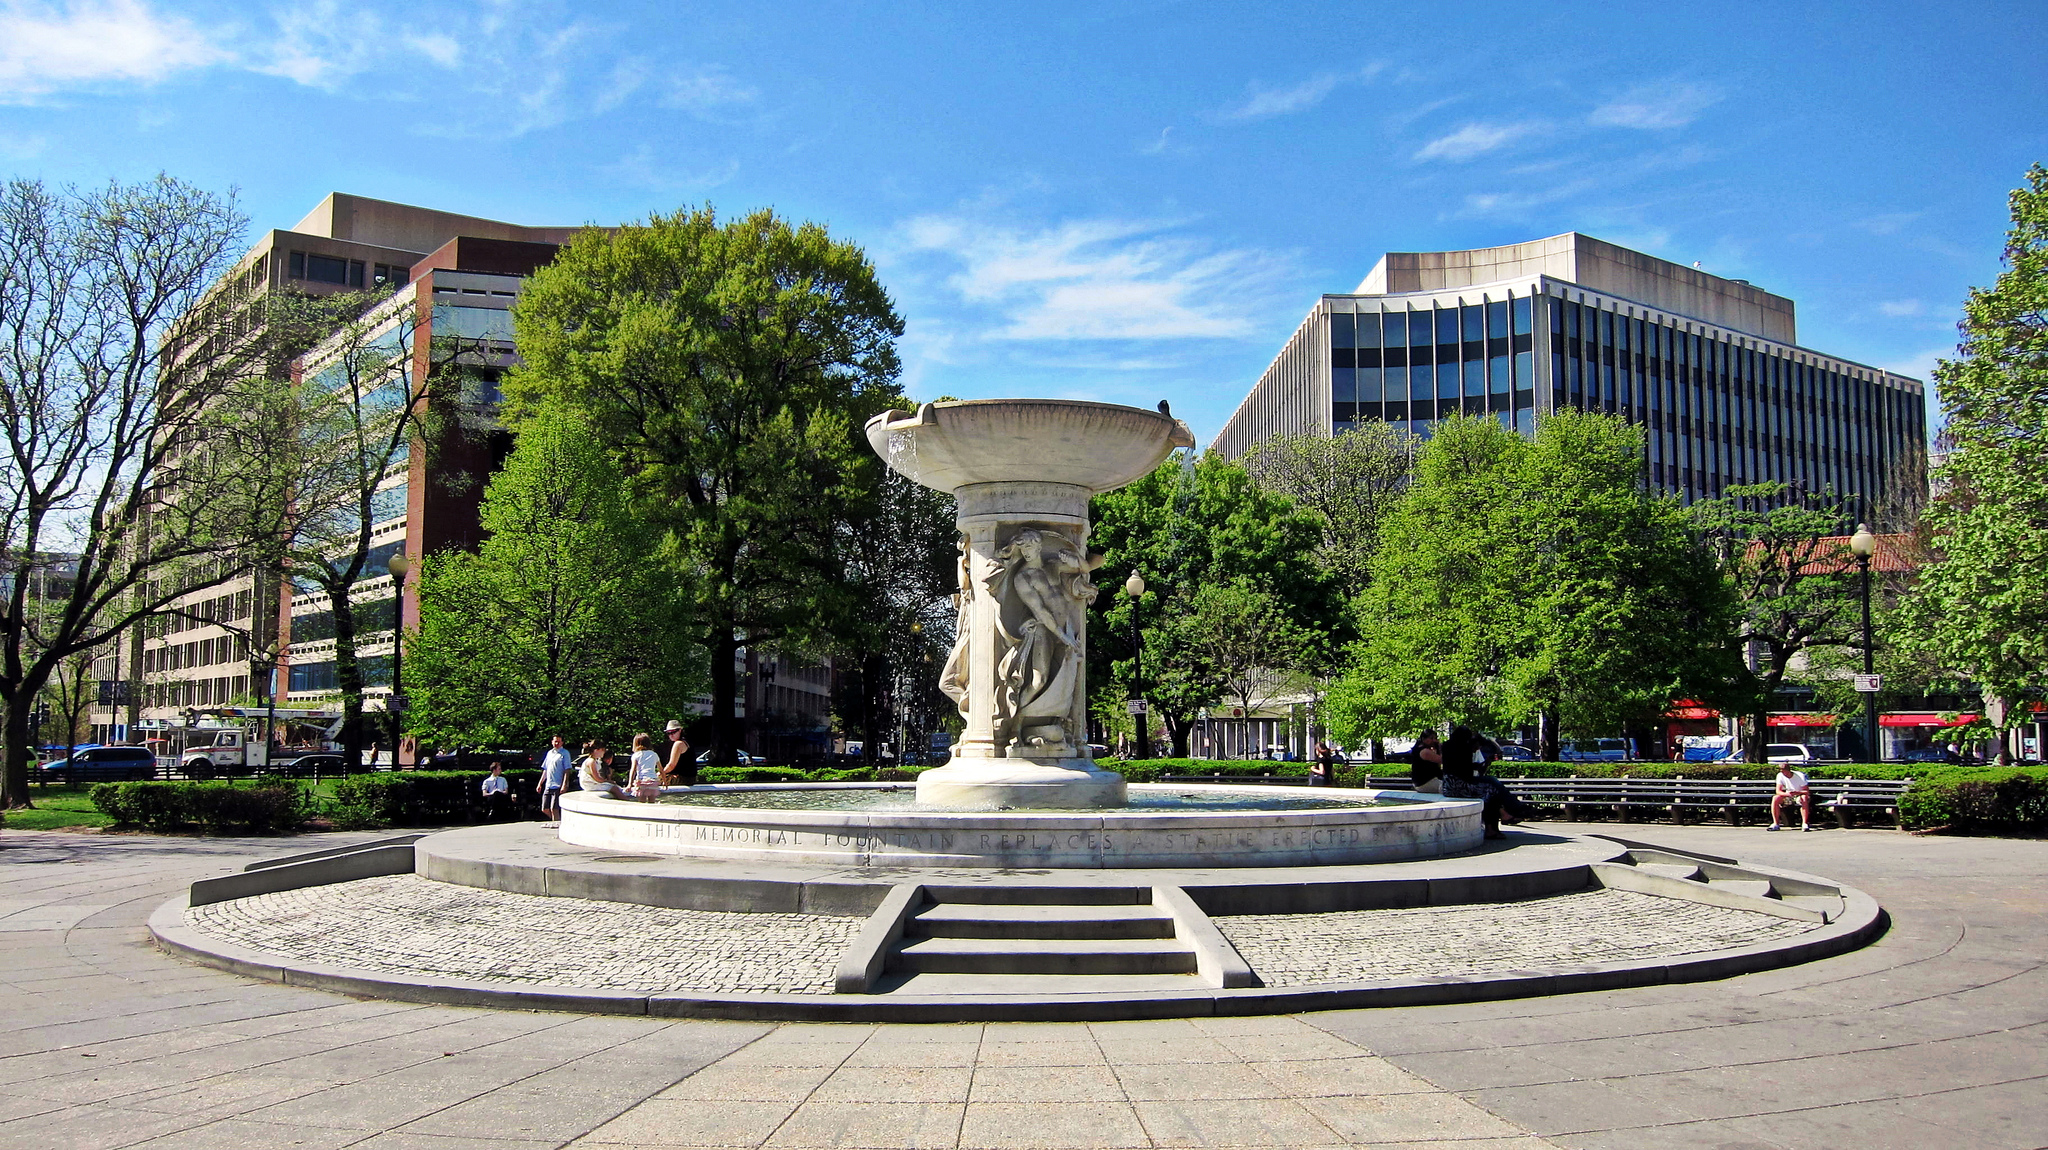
[1899,765,2048,832]
[330,770,542,829]
[90,781,312,834]
[1098,758,1918,786]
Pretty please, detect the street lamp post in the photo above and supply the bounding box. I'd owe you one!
[385,553,411,770]
[1849,524,1878,764]
[1124,571,1147,758]
[259,641,281,768]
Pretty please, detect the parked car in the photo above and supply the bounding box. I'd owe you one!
[1560,738,1633,762]
[1493,743,1537,762]
[262,753,351,778]
[697,750,764,765]
[1900,746,1963,765]
[37,746,158,784]
[1765,743,1821,764]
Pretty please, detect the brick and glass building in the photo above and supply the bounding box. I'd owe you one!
[1213,233,1927,516]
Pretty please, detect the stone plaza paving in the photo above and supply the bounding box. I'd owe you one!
[177,871,1819,998]
[0,821,2044,1148]
[1217,889,1816,987]
[187,876,862,996]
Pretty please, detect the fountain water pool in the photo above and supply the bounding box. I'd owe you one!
[557,783,1484,868]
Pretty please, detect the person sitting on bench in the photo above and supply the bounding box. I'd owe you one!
[1769,763,1813,831]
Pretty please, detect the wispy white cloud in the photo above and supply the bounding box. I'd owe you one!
[1139,126,1175,155]
[663,66,757,115]
[1878,299,1924,317]
[0,0,226,103]
[895,214,1294,341]
[1219,64,1383,123]
[0,0,742,138]
[1885,346,1952,383]
[1415,120,1548,163]
[600,145,740,191]
[1589,80,1722,129]
[1857,211,1923,236]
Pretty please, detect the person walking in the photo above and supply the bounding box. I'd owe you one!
[537,735,572,822]
[480,762,512,823]
[661,720,696,787]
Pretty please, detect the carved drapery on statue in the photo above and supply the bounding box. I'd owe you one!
[987,527,1101,757]
[937,533,971,717]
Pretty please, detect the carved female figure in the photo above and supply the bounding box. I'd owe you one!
[989,528,1099,754]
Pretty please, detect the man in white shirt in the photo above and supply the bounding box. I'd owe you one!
[1769,763,1812,832]
[538,736,572,822]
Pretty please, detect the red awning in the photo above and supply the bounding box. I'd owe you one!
[1768,714,1840,727]
[1665,699,1719,720]
[1880,713,1982,728]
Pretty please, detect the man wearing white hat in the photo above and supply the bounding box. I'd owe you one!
[660,719,696,787]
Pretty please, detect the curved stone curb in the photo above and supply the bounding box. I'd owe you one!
[147,872,1885,1023]
[414,823,1623,916]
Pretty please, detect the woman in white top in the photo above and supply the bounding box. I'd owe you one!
[629,732,664,802]
[579,742,624,799]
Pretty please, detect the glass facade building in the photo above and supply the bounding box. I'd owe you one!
[1213,233,1926,514]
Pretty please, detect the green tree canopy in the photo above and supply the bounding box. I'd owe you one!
[404,403,701,750]
[1902,163,2048,760]
[1327,412,1740,759]
[1241,424,1418,600]
[1088,451,1342,756]
[1691,481,1861,760]
[506,206,905,760]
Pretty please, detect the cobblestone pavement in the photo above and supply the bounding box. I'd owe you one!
[1219,888,1817,986]
[188,874,861,995]
[4,822,2046,1149]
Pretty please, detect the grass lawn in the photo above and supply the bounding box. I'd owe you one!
[6,778,351,832]
[5,785,116,830]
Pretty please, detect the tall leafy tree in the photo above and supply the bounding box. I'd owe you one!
[507,206,904,762]
[829,465,957,764]
[1241,424,1417,599]
[1088,452,1341,757]
[226,289,483,770]
[1902,164,2048,761]
[1692,481,1860,760]
[0,176,277,808]
[1329,412,1740,760]
[404,404,701,750]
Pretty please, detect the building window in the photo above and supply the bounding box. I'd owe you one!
[290,252,366,287]
[373,263,410,288]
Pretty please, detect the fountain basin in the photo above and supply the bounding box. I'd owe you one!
[863,399,1195,494]
[558,784,1485,868]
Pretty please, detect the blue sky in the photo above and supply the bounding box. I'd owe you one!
[3,1,2043,443]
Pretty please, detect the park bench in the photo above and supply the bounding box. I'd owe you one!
[1499,775,1912,827]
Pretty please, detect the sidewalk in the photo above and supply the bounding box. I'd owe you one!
[0,821,2040,1148]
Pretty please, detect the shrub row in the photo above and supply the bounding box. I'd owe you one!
[330,770,543,829]
[89,781,312,834]
[1100,758,1917,784]
[1898,765,2048,832]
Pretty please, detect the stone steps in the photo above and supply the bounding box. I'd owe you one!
[909,902,1176,940]
[894,936,1199,975]
[878,887,1205,991]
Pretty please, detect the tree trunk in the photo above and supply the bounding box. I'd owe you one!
[2,696,36,809]
[331,586,365,772]
[708,629,741,765]
[1166,715,1191,758]
[1747,710,1770,764]
[1537,710,1559,763]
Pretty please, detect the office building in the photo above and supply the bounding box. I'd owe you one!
[1213,233,1927,515]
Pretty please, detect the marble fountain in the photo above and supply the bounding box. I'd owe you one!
[153,398,1881,1022]
[556,398,1485,868]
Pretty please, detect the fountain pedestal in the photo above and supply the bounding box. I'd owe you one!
[865,400,1194,809]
